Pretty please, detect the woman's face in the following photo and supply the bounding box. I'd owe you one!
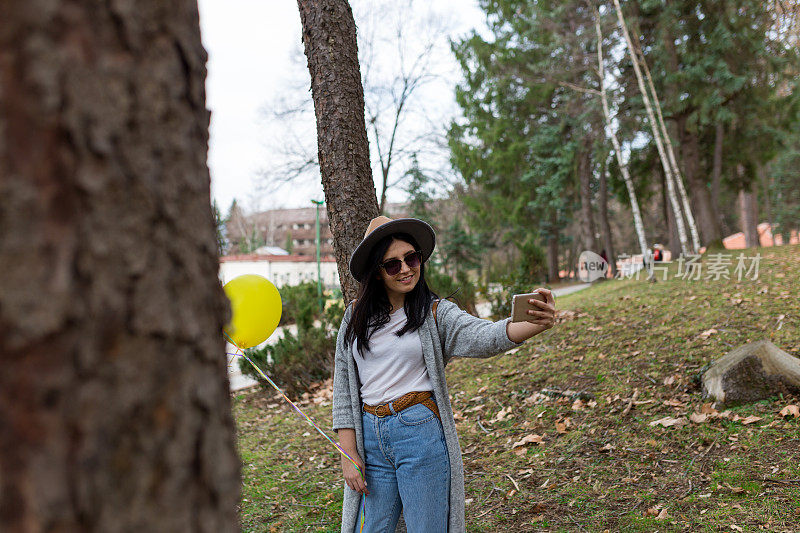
[378,239,420,299]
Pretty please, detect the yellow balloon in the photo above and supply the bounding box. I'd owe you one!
[223,274,282,349]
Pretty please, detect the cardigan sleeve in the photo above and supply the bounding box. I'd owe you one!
[331,305,355,431]
[436,299,523,364]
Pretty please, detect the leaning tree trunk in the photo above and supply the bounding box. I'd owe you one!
[612,0,690,255]
[298,0,380,305]
[577,145,597,253]
[636,36,702,251]
[598,162,618,277]
[594,13,649,265]
[0,2,240,531]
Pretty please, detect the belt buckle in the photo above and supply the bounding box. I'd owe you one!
[376,402,390,417]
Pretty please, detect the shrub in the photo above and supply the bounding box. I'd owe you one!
[426,263,480,316]
[485,240,548,320]
[239,290,344,399]
[277,281,321,326]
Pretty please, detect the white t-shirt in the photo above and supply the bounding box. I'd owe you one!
[352,307,434,405]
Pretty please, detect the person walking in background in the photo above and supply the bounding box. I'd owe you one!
[332,216,556,532]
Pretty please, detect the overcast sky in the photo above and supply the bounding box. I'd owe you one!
[197,0,487,215]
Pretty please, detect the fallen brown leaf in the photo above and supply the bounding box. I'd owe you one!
[512,433,544,448]
[740,415,762,425]
[690,412,708,424]
[701,403,719,416]
[650,416,688,428]
[779,404,799,418]
[644,506,659,517]
[699,328,718,339]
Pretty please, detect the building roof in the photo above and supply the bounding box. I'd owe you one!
[254,245,289,255]
[220,253,337,263]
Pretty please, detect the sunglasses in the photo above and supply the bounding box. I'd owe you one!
[380,250,422,276]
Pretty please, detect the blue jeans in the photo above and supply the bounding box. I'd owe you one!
[355,402,450,533]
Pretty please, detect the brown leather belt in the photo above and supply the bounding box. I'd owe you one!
[363,390,440,421]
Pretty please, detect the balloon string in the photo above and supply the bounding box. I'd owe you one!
[225,334,366,532]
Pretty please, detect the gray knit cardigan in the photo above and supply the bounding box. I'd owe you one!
[332,298,523,533]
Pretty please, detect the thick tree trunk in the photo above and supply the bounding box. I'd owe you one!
[660,167,681,257]
[598,163,617,277]
[577,145,597,253]
[0,2,239,531]
[739,185,760,248]
[298,0,379,304]
[758,164,775,246]
[711,123,725,232]
[681,129,721,245]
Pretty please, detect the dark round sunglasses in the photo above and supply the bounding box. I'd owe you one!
[380,250,422,276]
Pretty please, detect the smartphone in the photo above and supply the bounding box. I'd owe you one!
[511,291,547,323]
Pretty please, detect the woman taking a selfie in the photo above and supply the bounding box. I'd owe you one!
[332,216,556,533]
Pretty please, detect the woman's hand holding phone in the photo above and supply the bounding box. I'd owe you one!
[506,288,556,343]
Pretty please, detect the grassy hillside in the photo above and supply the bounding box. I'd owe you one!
[233,244,800,532]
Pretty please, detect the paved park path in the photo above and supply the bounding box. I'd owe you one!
[229,283,592,391]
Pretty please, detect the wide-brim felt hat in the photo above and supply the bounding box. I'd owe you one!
[349,216,436,282]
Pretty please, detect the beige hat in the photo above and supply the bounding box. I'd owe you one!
[348,216,435,282]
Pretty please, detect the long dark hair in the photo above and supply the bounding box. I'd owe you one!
[344,233,438,353]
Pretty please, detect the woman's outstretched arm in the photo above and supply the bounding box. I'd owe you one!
[506,288,556,343]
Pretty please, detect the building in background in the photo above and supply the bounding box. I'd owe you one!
[226,203,408,256]
[219,253,340,288]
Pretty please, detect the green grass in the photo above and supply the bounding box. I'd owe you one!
[233,244,800,532]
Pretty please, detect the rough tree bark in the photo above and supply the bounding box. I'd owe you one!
[711,123,726,234]
[681,128,722,245]
[660,167,681,257]
[297,0,380,305]
[758,164,776,246]
[0,2,239,531]
[739,186,760,248]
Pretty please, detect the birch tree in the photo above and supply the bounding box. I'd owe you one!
[594,10,649,266]
[612,0,691,254]
[632,29,701,252]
